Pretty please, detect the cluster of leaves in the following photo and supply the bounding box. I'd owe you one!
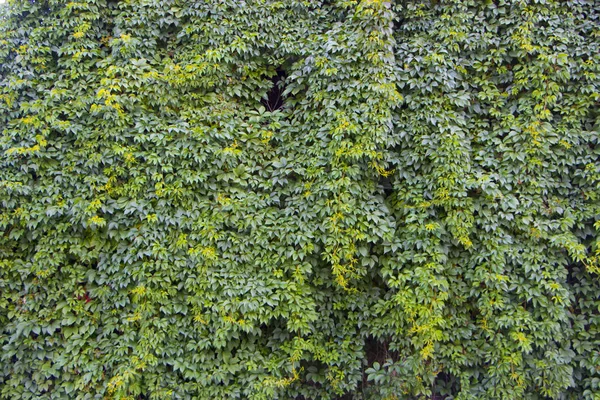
[0,0,598,399]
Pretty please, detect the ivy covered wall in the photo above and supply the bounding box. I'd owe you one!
[0,0,598,399]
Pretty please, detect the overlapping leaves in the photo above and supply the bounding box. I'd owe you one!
[0,0,598,399]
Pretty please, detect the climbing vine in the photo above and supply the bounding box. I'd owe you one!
[0,0,598,399]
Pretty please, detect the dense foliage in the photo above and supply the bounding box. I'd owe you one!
[0,0,599,398]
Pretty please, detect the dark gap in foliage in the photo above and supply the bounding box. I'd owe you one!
[397,100,410,111]
[391,4,405,35]
[101,7,117,44]
[364,336,396,368]
[495,67,514,93]
[434,371,459,397]
[378,175,394,199]
[566,264,585,286]
[262,67,286,112]
[467,188,480,198]
[360,336,400,395]
[334,393,353,400]
[107,0,126,10]
[319,0,335,7]
[369,264,389,292]
[277,195,287,210]
[156,24,181,51]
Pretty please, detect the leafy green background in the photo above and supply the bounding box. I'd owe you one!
[0,0,598,399]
